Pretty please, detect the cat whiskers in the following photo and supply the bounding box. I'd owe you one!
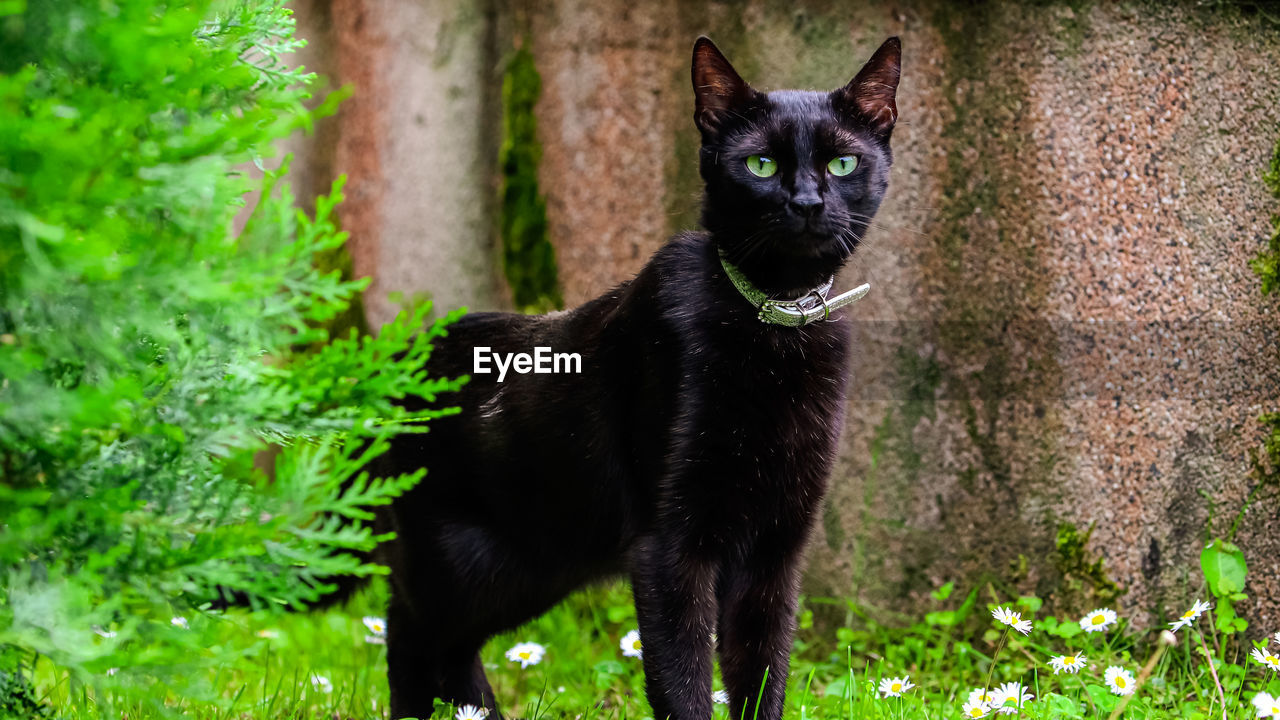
[834,227,859,258]
[843,208,929,239]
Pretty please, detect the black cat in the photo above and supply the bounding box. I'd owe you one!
[376,35,901,720]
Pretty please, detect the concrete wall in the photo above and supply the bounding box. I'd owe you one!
[289,0,507,327]
[285,0,1280,630]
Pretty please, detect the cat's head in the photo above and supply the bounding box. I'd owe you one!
[692,37,900,297]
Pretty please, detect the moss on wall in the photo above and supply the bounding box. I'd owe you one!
[1251,132,1280,294]
[1248,127,1280,535]
[922,0,1069,603]
[499,45,563,313]
[1053,523,1123,606]
[836,345,943,602]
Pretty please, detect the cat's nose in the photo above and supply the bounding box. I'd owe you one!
[789,195,824,218]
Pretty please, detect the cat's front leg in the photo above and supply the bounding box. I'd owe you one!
[630,535,718,720]
[715,550,803,720]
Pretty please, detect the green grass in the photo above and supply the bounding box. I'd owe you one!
[31,580,1280,720]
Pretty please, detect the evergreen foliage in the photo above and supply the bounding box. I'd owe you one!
[0,0,461,712]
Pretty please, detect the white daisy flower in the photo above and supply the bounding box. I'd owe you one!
[505,641,546,668]
[620,629,643,659]
[1251,647,1280,672]
[712,690,729,705]
[170,616,188,629]
[991,606,1023,630]
[363,616,387,637]
[991,606,1033,635]
[1254,692,1280,718]
[1168,599,1211,632]
[1080,608,1117,633]
[877,675,914,698]
[961,701,989,718]
[1104,666,1135,696]
[990,682,1033,715]
[310,674,333,694]
[455,704,489,720]
[967,688,997,708]
[1274,631,1280,645]
[1048,652,1087,674]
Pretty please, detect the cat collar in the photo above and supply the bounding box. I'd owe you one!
[719,250,871,327]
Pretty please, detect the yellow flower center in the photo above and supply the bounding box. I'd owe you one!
[1065,656,1077,665]
[1092,615,1106,625]
[969,709,983,717]
[891,683,902,692]
[632,640,642,650]
[1116,677,1127,688]
[518,651,530,659]
[1182,610,1196,619]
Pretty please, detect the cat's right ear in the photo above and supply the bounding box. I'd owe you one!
[692,37,756,137]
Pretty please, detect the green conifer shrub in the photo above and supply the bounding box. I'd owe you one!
[0,0,460,712]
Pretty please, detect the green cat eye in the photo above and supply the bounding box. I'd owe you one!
[827,155,858,176]
[745,155,777,178]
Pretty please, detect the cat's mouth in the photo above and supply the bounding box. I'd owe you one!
[783,214,844,243]
[786,225,858,260]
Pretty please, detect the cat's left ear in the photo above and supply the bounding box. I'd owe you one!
[833,37,901,136]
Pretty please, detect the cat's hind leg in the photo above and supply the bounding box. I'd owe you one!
[438,647,499,718]
[387,597,501,720]
[387,598,447,720]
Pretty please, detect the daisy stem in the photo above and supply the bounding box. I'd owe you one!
[1075,671,1096,715]
[982,627,1010,699]
[1197,632,1229,720]
[1104,634,1172,720]
[515,671,525,715]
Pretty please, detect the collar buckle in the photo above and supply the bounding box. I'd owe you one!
[719,248,870,328]
[797,288,833,322]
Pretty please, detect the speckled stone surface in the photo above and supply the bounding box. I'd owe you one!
[1026,3,1280,627]
[527,0,682,306]
[322,0,505,327]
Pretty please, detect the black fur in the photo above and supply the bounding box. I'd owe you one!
[375,36,901,720]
